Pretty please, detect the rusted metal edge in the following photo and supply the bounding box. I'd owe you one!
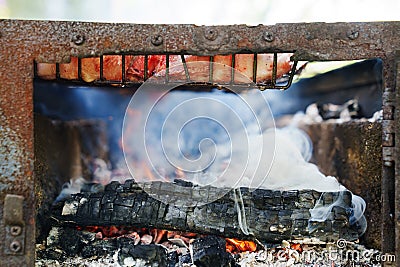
[0,20,398,61]
[394,54,400,266]
[4,195,25,256]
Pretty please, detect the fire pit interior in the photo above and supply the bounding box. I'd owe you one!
[33,52,383,266]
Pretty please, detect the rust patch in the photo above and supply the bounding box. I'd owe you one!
[237,38,253,49]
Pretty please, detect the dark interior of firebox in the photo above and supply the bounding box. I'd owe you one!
[33,58,383,262]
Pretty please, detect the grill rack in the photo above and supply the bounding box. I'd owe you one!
[35,52,299,90]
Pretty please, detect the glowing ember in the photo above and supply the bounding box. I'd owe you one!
[78,226,141,238]
[78,226,258,254]
[226,238,257,254]
[78,226,197,246]
[290,243,303,253]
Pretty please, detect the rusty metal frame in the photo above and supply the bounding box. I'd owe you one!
[0,20,399,266]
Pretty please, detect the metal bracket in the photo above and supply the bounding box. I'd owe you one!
[395,54,400,266]
[382,87,396,165]
[382,71,397,256]
[3,194,25,255]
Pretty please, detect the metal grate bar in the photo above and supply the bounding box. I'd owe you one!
[231,54,236,85]
[144,55,148,81]
[252,53,257,83]
[122,55,126,82]
[281,60,298,89]
[33,60,38,78]
[77,57,82,81]
[209,56,214,83]
[55,63,60,79]
[272,52,278,87]
[166,54,169,83]
[99,55,104,81]
[180,55,190,82]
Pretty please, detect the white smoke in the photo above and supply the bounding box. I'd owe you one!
[309,191,367,235]
[121,87,367,234]
[217,126,345,192]
[123,88,274,185]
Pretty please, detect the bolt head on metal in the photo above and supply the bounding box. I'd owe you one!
[347,30,359,40]
[10,226,22,236]
[72,34,85,45]
[9,241,21,253]
[384,160,393,167]
[263,31,274,42]
[151,35,163,46]
[204,28,218,41]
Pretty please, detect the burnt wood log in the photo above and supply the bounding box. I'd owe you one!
[52,179,361,243]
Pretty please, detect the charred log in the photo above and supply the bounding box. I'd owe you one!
[52,179,361,243]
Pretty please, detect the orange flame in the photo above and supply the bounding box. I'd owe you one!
[290,243,303,253]
[226,238,257,253]
[142,161,155,181]
[81,225,127,237]
[79,226,259,254]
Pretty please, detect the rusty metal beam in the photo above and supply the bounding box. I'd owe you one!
[0,21,396,61]
[0,20,399,266]
[394,53,400,267]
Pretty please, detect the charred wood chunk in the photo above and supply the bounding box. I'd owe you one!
[173,178,194,187]
[80,238,119,258]
[36,247,67,262]
[167,251,179,267]
[297,190,317,209]
[252,189,283,210]
[191,236,237,267]
[53,179,361,243]
[178,253,192,266]
[282,190,299,209]
[41,227,97,258]
[118,241,168,267]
